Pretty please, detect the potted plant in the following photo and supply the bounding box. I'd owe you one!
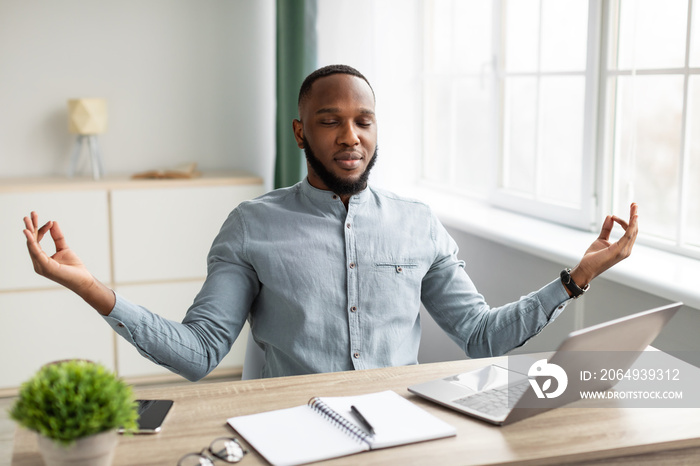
[9,360,139,466]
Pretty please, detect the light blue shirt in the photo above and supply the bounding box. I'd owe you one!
[105,179,570,380]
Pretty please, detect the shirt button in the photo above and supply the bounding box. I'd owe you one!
[349,262,355,269]
[396,266,403,273]
[350,306,357,313]
[353,352,360,359]
[332,194,338,200]
[346,223,351,229]
[117,323,125,328]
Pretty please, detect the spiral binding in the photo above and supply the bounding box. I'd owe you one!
[308,397,371,446]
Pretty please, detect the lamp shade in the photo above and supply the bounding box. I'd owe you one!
[67,98,108,135]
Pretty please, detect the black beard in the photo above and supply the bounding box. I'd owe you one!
[303,137,378,196]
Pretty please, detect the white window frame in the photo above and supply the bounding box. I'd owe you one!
[492,0,602,232]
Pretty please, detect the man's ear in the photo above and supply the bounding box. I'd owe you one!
[292,119,305,149]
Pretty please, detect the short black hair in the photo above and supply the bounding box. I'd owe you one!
[297,64,375,109]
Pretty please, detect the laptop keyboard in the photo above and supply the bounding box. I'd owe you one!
[453,380,530,418]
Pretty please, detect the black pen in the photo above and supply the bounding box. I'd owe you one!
[350,405,375,436]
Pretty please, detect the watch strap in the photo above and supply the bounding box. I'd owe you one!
[560,268,589,299]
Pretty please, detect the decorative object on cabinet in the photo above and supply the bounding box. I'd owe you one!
[67,98,108,180]
[131,162,201,179]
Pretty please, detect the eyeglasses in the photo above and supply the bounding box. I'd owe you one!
[178,437,248,466]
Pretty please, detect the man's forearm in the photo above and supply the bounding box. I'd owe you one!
[74,277,116,316]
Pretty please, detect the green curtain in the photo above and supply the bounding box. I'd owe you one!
[274,0,317,189]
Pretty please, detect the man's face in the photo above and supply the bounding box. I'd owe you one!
[293,74,378,196]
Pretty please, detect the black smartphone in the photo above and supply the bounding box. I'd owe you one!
[118,399,173,434]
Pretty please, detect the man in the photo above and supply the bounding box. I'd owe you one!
[24,64,638,380]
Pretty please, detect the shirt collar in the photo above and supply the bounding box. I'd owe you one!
[300,177,370,205]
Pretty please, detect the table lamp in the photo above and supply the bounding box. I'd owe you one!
[67,98,107,180]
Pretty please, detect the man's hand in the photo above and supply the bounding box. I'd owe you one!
[23,211,115,315]
[24,211,91,290]
[568,203,639,293]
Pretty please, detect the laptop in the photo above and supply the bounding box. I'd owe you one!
[408,302,683,425]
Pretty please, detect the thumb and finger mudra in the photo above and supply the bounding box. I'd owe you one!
[23,214,66,277]
[595,205,639,270]
[611,205,639,260]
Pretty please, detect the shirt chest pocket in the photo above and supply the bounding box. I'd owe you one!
[367,261,423,302]
[374,262,419,274]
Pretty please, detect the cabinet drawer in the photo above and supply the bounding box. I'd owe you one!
[0,289,115,389]
[110,184,263,283]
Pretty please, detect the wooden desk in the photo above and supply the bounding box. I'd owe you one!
[12,358,700,465]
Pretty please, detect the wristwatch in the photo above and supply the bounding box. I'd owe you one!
[560,268,589,299]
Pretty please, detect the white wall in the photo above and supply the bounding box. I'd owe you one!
[0,0,275,190]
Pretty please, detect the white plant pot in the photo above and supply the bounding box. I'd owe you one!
[36,430,118,466]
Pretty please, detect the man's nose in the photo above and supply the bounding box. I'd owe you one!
[337,121,360,146]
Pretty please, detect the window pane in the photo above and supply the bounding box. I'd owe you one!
[617,0,688,70]
[423,81,453,182]
[453,0,494,74]
[423,0,497,198]
[539,76,585,205]
[503,77,537,195]
[540,0,589,72]
[427,0,455,74]
[504,0,540,72]
[453,78,496,195]
[613,75,683,241]
[689,0,700,67]
[685,77,700,248]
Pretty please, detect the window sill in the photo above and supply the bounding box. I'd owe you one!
[412,187,700,311]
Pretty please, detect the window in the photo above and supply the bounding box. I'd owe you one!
[422,0,498,198]
[422,0,700,258]
[423,0,600,230]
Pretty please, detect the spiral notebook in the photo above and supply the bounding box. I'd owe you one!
[227,390,456,466]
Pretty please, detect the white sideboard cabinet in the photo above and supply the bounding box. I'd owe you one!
[0,171,264,394]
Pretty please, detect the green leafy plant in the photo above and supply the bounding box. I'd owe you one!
[9,360,139,446]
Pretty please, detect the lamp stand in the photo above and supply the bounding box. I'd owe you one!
[68,134,104,180]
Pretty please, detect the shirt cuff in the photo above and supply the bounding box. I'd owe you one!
[538,278,572,322]
[102,292,144,347]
